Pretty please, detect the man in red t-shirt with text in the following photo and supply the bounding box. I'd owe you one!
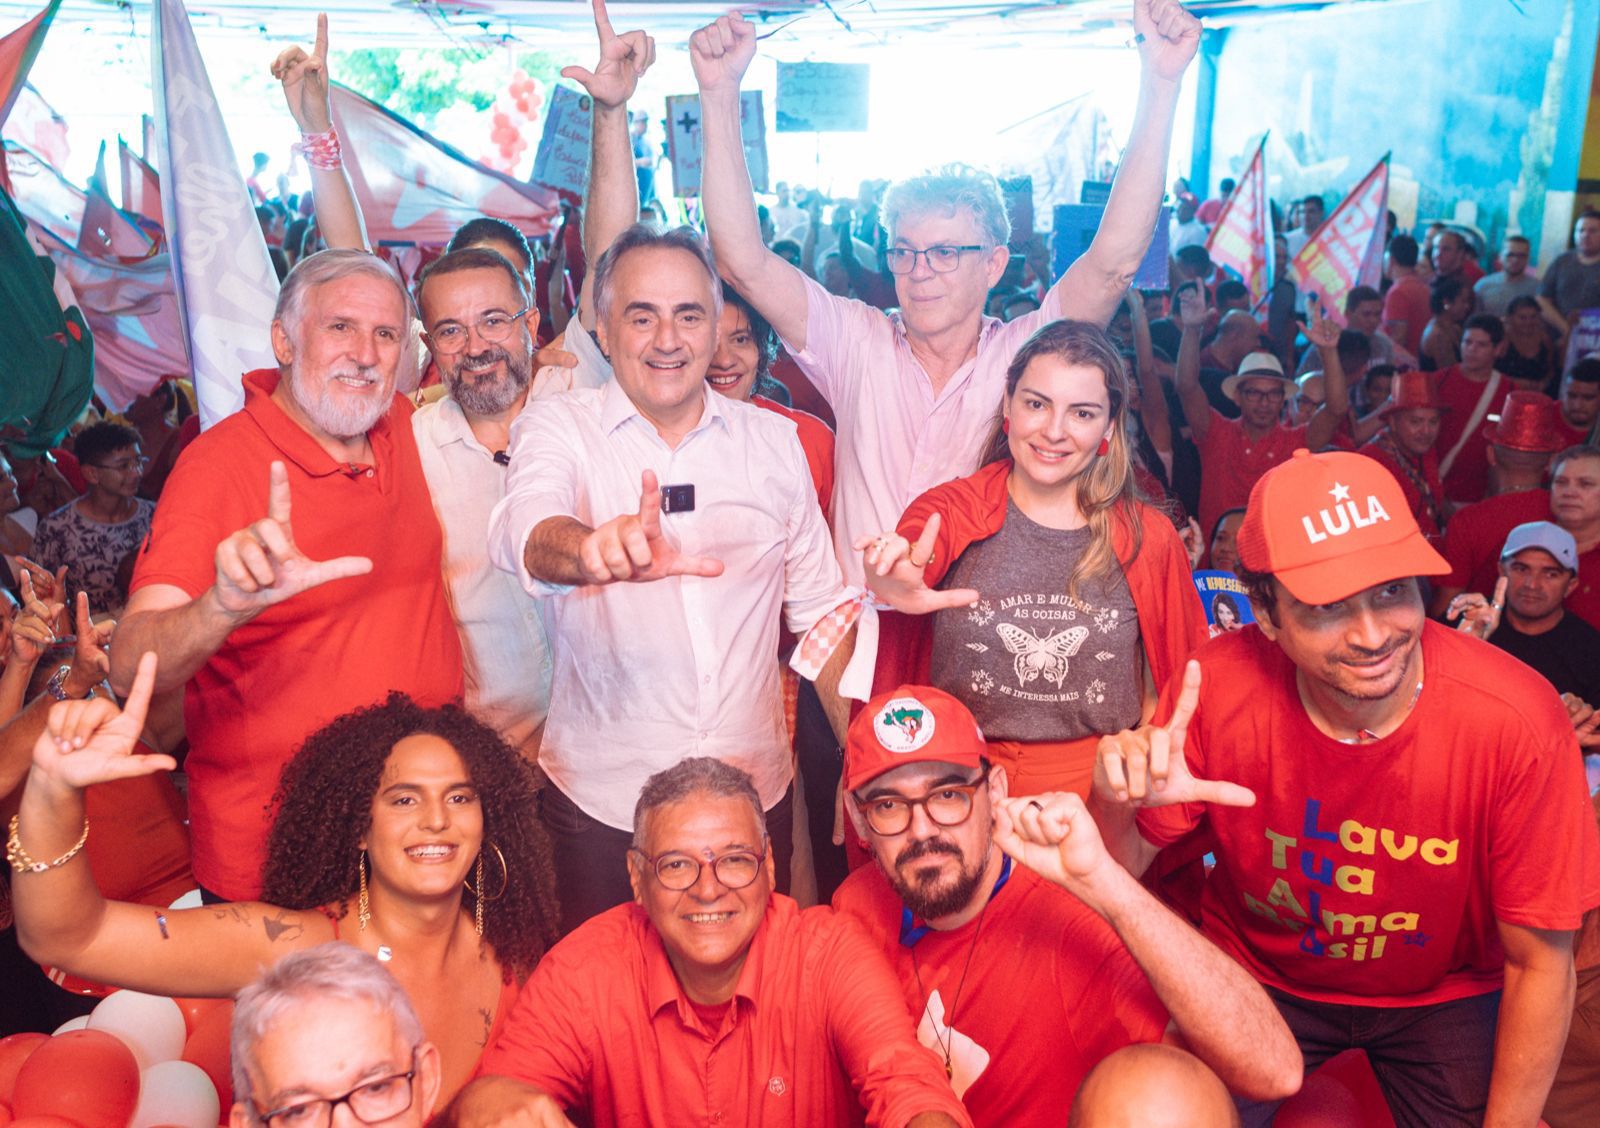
[1091,448,1600,1128]
[110,250,464,903]
[832,685,1299,1126]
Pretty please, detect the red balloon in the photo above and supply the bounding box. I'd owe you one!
[11,1030,139,1128]
[171,997,227,1040]
[528,91,543,110]
[492,111,511,129]
[180,1001,233,1110]
[0,1035,47,1103]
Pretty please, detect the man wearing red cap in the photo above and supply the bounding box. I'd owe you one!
[1359,371,1450,539]
[1092,448,1600,1128]
[831,685,1301,1125]
[1432,391,1567,615]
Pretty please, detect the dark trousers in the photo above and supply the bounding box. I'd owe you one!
[795,679,848,902]
[541,782,794,938]
[1238,986,1501,1128]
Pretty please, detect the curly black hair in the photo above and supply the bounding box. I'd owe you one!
[260,693,559,982]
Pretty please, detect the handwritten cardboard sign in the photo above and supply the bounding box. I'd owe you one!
[531,85,593,201]
[775,62,869,133]
[665,90,769,197]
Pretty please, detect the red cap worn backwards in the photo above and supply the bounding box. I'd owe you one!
[844,686,988,792]
[1235,449,1449,604]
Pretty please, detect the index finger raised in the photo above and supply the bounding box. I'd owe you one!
[1163,659,1202,736]
[121,651,160,730]
[314,12,328,59]
[267,461,293,526]
[591,0,615,39]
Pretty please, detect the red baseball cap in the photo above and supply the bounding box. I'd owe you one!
[844,686,988,792]
[1235,449,1449,604]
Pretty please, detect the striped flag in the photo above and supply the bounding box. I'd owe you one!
[152,0,278,428]
[1289,155,1390,322]
[1205,135,1272,304]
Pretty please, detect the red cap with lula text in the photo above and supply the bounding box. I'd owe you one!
[844,685,988,792]
[1235,449,1449,604]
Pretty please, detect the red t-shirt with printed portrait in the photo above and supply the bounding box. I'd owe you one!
[1138,622,1600,1007]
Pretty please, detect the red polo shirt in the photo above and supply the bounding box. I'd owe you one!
[477,896,971,1127]
[1196,411,1307,548]
[131,369,462,900]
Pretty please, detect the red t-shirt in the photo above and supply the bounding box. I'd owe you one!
[832,861,1168,1126]
[1382,275,1432,355]
[1571,544,1600,631]
[1440,489,1551,597]
[1360,437,1445,540]
[1557,417,1592,448]
[769,352,837,432]
[1196,412,1307,549]
[1138,624,1600,1008]
[131,369,463,899]
[1433,366,1503,504]
[753,395,836,524]
[476,896,970,1127]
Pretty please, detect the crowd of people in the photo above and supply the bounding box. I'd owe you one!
[3,0,1599,1125]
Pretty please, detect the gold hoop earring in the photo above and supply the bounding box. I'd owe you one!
[463,842,510,938]
[358,851,371,932]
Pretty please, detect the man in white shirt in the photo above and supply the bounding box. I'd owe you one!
[489,225,876,934]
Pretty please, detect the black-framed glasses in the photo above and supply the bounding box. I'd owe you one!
[256,1051,418,1128]
[855,782,985,836]
[1238,385,1286,404]
[88,455,149,472]
[632,844,768,891]
[885,245,986,275]
[427,308,531,354]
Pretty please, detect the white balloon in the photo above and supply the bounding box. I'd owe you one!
[89,989,187,1070]
[53,1014,91,1035]
[130,1060,220,1128]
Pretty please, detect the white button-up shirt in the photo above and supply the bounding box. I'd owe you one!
[782,273,1063,586]
[488,381,853,829]
[413,396,552,751]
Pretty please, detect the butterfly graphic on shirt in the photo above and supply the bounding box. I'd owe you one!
[995,623,1090,690]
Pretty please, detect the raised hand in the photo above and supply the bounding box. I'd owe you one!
[1562,693,1600,750]
[33,651,173,790]
[1094,660,1256,807]
[1179,517,1204,570]
[577,469,725,584]
[1133,0,1202,84]
[59,591,114,698]
[1304,292,1341,351]
[270,13,333,132]
[10,557,67,607]
[689,12,758,94]
[1176,282,1207,331]
[560,0,655,111]
[1446,576,1505,641]
[853,513,979,615]
[11,569,64,665]
[993,791,1120,893]
[212,461,373,619]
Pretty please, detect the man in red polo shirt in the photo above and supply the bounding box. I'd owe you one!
[110,250,463,902]
[1092,449,1600,1128]
[832,685,1300,1126]
[1430,392,1564,615]
[453,757,970,1127]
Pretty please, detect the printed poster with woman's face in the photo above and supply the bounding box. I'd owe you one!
[1192,571,1257,638]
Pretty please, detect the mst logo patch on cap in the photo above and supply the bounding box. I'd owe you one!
[874,697,936,753]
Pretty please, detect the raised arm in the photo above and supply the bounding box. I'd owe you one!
[1303,296,1350,450]
[1126,289,1173,455]
[690,14,811,348]
[1052,0,1199,324]
[270,14,368,251]
[562,0,652,328]
[1174,283,1214,441]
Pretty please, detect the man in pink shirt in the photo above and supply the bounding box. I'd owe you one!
[691,0,1202,587]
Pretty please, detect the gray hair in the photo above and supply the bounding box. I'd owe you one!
[632,757,765,849]
[883,164,1010,249]
[274,248,414,341]
[231,942,424,1112]
[593,223,723,325]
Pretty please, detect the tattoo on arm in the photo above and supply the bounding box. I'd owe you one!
[262,910,304,944]
[478,1006,494,1048]
[207,905,253,927]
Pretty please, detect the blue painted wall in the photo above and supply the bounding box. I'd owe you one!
[1202,0,1599,264]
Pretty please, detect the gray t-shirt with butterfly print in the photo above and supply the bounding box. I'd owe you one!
[929,499,1141,742]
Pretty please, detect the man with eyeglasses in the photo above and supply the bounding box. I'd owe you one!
[831,685,1300,1126]
[32,421,154,615]
[231,942,442,1128]
[449,757,970,1127]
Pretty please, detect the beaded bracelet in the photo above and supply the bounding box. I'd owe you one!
[6,814,90,873]
[294,127,343,170]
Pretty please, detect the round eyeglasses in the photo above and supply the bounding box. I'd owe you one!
[428,308,530,354]
[256,1050,418,1128]
[633,845,768,891]
[885,245,986,275]
[855,782,984,837]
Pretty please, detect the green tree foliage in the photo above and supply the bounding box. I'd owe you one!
[330,47,565,128]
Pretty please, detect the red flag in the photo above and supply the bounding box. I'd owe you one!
[118,136,161,227]
[1205,135,1272,303]
[0,0,58,129]
[1289,155,1390,323]
[330,82,558,246]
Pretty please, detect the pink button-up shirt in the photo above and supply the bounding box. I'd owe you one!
[782,274,1063,585]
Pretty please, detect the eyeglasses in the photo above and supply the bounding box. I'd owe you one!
[855,782,985,837]
[885,245,986,275]
[632,844,768,891]
[428,308,530,354]
[256,1051,418,1128]
[88,456,149,472]
[1238,386,1286,404]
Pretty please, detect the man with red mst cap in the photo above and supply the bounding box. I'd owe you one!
[1090,448,1600,1128]
[833,686,1301,1125]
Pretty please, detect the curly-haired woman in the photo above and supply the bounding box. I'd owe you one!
[11,655,559,1101]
